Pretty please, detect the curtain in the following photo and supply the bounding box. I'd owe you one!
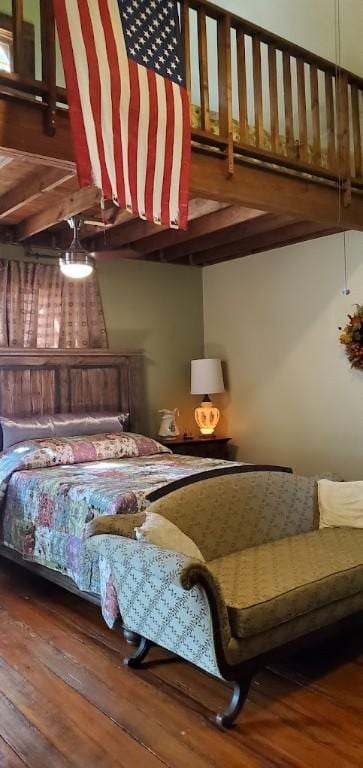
[0,260,108,349]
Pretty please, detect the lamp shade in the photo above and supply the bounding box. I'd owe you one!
[191,358,224,395]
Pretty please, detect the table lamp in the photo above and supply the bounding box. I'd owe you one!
[191,358,225,436]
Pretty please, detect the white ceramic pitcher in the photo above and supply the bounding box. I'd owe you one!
[158,408,180,439]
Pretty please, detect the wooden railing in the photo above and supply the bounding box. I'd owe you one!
[2,0,363,190]
[182,0,363,188]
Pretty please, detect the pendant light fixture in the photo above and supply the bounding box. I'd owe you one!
[59,216,95,279]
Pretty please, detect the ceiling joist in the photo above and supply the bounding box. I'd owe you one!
[0,167,75,220]
[130,206,264,257]
[16,186,102,242]
[195,220,340,266]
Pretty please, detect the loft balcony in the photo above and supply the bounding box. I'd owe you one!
[0,0,361,265]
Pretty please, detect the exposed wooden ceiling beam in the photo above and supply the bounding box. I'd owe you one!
[194,220,341,266]
[0,167,75,220]
[16,186,101,241]
[93,248,142,261]
[187,199,230,220]
[190,153,363,232]
[87,199,230,251]
[155,212,292,262]
[129,206,264,256]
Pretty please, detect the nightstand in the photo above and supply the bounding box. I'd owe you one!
[160,436,231,460]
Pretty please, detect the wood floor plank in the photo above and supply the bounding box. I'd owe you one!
[0,619,164,768]
[0,735,28,768]
[0,692,72,768]
[0,588,264,768]
[0,560,362,768]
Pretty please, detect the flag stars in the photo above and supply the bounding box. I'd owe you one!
[122,0,185,87]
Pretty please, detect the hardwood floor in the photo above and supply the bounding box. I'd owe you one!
[0,560,362,768]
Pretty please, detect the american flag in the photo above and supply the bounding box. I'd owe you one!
[54,0,190,229]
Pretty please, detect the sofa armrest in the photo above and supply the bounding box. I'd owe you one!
[81,535,232,679]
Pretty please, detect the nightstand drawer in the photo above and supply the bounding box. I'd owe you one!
[160,437,231,460]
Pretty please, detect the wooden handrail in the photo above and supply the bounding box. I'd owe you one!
[188,0,363,88]
[3,0,363,192]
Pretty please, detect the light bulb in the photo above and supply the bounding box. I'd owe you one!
[59,261,94,279]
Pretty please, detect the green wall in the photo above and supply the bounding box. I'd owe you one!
[97,258,204,437]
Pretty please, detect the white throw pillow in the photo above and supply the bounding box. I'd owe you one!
[135,511,205,561]
[318,479,363,529]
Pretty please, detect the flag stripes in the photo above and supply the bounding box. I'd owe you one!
[54,0,190,229]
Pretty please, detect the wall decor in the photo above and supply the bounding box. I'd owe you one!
[339,305,363,370]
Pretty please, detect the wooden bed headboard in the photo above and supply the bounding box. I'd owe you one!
[0,350,144,433]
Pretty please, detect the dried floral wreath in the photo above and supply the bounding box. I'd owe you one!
[339,305,363,371]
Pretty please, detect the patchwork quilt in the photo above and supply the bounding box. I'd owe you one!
[0,432,238,623]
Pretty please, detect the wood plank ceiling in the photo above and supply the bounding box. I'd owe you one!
[0,155,339,266]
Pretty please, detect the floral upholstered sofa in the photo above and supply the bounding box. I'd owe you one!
[82,470,363,728]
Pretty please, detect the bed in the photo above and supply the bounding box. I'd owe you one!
[0,350,244,626]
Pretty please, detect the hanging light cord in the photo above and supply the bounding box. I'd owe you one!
[342,231,350,295]
[334,0,350,295]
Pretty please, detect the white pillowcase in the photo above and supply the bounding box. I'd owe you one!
[318,479,363,529]
[135,511,205,561]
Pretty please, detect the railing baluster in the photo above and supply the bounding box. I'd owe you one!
[325,71,336,170]
[40,0,56,136]
[12,0,24,75]
[310,64,321,165]
[252,36,263,148]
[217,13,233,175]
[336,71,351,179]
[236,28,248,144]
[180,0,191,105]
[351,84,362,178]
[268,44,278,153]
[296,59,308,162]
[282,51,294,156]
[197,7,210,132]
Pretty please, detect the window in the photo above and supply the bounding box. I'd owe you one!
[0,38,11,73]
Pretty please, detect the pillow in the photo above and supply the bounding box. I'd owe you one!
[0,415,55,452]
[84,511,146,539]
[318,479,363,529]
[0,411,130,451]
[52,412,129,438]
[135,511,205,561]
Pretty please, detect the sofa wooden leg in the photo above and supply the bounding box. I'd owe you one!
[122,626,140,645]
[124,636,153,668]
[216,677,252,729]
